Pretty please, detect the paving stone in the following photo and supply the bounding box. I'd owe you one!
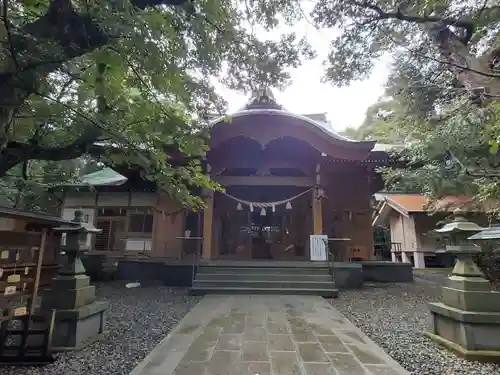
[297,343,329,363]
[206,350,240,375]
[366,365,406,375]
[245,314,266,328]
[199,327,223,345]
[348,344,387,364]
[222,321,246,334]
[327,352,366,375]
[267,321,290,334]
[308,323,333,336]
[241,342,269,362]
[336,329,367,345]
[268,334,295,351]
[290,328,317,343]
[316,334,348,353]
[172,361,207,375]
[130,295,410,375]
[303,362,338,375]
[270,351,304,375]
[216,334,243,350]
[182,341,216,362]
[234,362,271,375]
[243,327,267,342]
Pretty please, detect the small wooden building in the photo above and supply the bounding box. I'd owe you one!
[0,207,77,319]
[60,89,398,262]
[372,193,492,268]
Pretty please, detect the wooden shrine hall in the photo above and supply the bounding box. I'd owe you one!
[201,88,394,262]
[60,88,397,263]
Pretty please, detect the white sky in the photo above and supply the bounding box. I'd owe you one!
[215,9,392,133]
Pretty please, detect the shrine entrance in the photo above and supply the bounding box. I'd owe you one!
[214,186,312,261]
[250,209,278,259]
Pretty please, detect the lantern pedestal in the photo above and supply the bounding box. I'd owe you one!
[40,211,108,351]
[40,273,108,351]
[425,245,500,361]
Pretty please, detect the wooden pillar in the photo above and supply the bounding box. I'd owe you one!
[312,163,323,235]
[202,190,214,259]
[202,164,213,259]
[312,188,323,235]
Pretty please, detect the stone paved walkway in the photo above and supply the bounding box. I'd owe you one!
[129,295,410,375]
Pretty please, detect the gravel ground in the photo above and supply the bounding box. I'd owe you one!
[4,281,201,375]
[329,272,500,375]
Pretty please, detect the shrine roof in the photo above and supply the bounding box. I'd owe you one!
[372,193,484,226]
[209,87,375,150]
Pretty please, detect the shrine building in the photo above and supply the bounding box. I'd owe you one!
[60,89,396,263]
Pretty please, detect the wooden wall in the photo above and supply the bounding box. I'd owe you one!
[63,191,186,257]
[322,166,374,260]
[152,192,185,258]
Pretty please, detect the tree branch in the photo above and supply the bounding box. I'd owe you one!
[0,132,103,177]
[0,0,190,128]
[350,1,475,44]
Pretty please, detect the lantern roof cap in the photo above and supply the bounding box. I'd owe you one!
[434,216,484,234]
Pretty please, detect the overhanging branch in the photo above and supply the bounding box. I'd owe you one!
[350,1,475,44]
[0,134,104,177]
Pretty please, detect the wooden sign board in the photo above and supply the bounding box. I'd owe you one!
[14,307,27,317]
[7,274,20,283]
[4,285,16,295]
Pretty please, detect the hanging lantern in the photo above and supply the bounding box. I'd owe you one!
[285,201,292,210]
[236,202,243,211]
[260,207,266,216]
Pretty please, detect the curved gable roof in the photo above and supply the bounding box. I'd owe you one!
[209,88,375,158]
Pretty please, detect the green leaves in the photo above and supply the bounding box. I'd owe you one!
[489,139,499,156]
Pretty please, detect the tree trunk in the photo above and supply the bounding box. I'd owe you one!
[427,22,500,102]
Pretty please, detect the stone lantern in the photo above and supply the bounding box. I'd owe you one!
[425,213,500,361]
[40,211,108,351]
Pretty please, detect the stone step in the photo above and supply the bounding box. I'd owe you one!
[197,266,330,276]
[189,286,338,297]
[195,273,332,282]
[192,279,336,290]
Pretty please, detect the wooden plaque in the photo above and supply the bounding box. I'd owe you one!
[14,307,27,316]
[4,285,16,295]
[7,274,21,283]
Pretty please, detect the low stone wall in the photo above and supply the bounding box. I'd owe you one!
[361,261,413,283]
[82,257,413,289]
[332,261,413,290]
[333,263,363,290]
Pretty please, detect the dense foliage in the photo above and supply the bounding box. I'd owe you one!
[1,0,500,211]
[0,0,315,209]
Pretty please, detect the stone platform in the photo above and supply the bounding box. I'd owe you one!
[129,295,410,375]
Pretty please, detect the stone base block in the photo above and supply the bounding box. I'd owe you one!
[42,285,96,310]
[50,300,108,351]
[427,302,500,361]
[361,261,413,282]
[442,287,500,312]
[333,262,363,290]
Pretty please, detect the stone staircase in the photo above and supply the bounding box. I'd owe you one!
[190,262,338,297]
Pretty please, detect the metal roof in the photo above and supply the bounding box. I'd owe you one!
[469,226,500,240]
[0,207,76,225]
[60,168,128,187]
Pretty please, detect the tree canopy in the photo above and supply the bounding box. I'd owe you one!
[0,0,315,208]
[2,0,500,211]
